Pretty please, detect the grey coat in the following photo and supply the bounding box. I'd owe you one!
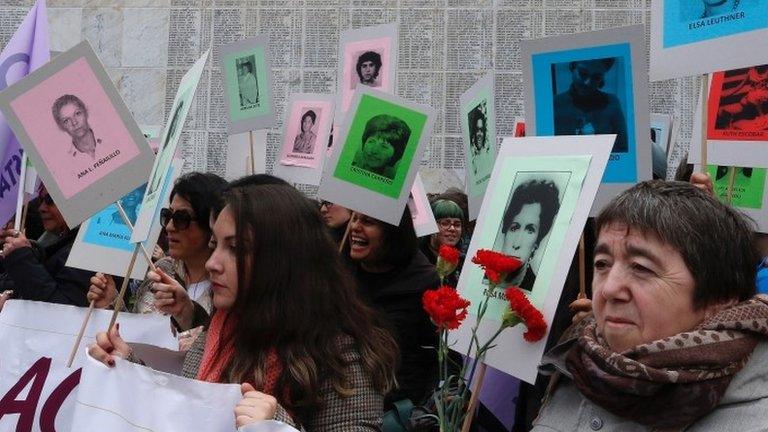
[532,341,768,432]
[182,332,384,431]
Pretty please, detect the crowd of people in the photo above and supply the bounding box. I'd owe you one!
[1,163,768,431]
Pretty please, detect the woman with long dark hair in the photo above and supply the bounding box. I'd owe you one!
[90,177,398,430]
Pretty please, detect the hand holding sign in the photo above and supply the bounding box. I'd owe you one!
[150,268,195,330]
[87,272,117,309]
[235,383,279,427]
[88,322,131,367]
[1,228,30,256]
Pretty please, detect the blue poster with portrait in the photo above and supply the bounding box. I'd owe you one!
[663,0,768,49]
[82,185,147,251]
[82,164,174,251]
[531,42,636,184]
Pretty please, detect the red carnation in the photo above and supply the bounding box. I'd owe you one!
[471,249,523,285]
[438,245,460,265]
[422,286,471,330]
[503,287,548,342]
[436,245,461,279]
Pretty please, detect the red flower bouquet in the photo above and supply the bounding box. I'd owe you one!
[423,249,547,432]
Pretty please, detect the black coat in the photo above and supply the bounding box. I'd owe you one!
[0,228,92,306]
[352,250,440,407]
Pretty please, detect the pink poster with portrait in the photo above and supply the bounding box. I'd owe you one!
[8,57,140,198]
[0,41,154,228]
[274,93,334,186]
[337,24,398,115]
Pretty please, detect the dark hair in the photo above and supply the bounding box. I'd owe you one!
[242,61,253,72]
[52,94,87,128]
[348,209,419,269]
[169,172,227,235]
[362,114,411,166]
[568,57,616,90]
[468,105,488,152]
[502,179,560,245]
[220,183,397,421]
[300,110,317,125]
[596,180,758,308]
[356,51,382,81]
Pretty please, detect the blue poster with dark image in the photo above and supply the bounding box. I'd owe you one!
[532,42,636,183]
[663,0,768,48]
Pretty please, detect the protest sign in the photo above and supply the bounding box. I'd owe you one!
[131,50,209,243]
[66,160,181,279]
[337,23,398,117]
[273,93,334,186]
[0,300,176,432]
[71,356,241,432]
[521,25,651,212]
[408,173,438,238]
[0,0,48,227]
[0,41,155,229]
[318,87,435,226]
[219,35,275,134]
[451,135,613,384]
[460,73,497,222]
[650,0,768,81]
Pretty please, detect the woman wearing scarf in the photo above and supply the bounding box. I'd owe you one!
[89,176,398,431]
[532,180,768,431]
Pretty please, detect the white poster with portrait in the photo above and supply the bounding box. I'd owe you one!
[451,135,613,384]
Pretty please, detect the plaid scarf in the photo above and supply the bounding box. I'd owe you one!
[564,295,768,429]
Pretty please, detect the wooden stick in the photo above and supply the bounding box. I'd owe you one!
[700,74,709,174]
[108,244,141,332]
[249,130,255,175]
[66,300,95,368]
[19,201,29,234]
[338,212,355,254]
[460,362,488,432]
[115,201,157,272]
[578,233,586,300]
[12,154,28,232]
[726,166,737,204]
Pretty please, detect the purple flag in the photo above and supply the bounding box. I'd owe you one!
[0,0,49,226]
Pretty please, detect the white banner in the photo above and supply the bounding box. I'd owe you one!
[0,300,176,432]
[72,356,241,432]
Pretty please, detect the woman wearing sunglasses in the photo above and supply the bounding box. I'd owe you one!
[0,185,94,306]
[88,172,226,330]
[89,176,397,431]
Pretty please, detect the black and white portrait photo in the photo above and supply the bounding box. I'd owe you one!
[491,174,565,292]
[292,109,318,154]
[351,114,411,180]
[468,101,492,175]
[354,50,382,88]
[552,57,628,153]
[236,55,260,109]
[148,89,188,195]
[52,94,102,160]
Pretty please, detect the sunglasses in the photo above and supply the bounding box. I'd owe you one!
[160,208,196,230]
[319,201,334,209]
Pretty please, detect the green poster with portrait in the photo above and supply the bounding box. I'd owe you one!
[333,94,427,198]
[706,165,766,209]
[223,47,271,121]
[462,155,590,320]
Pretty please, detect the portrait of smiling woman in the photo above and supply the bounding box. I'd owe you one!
[532,180,768,431]
[351,114,411,180]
